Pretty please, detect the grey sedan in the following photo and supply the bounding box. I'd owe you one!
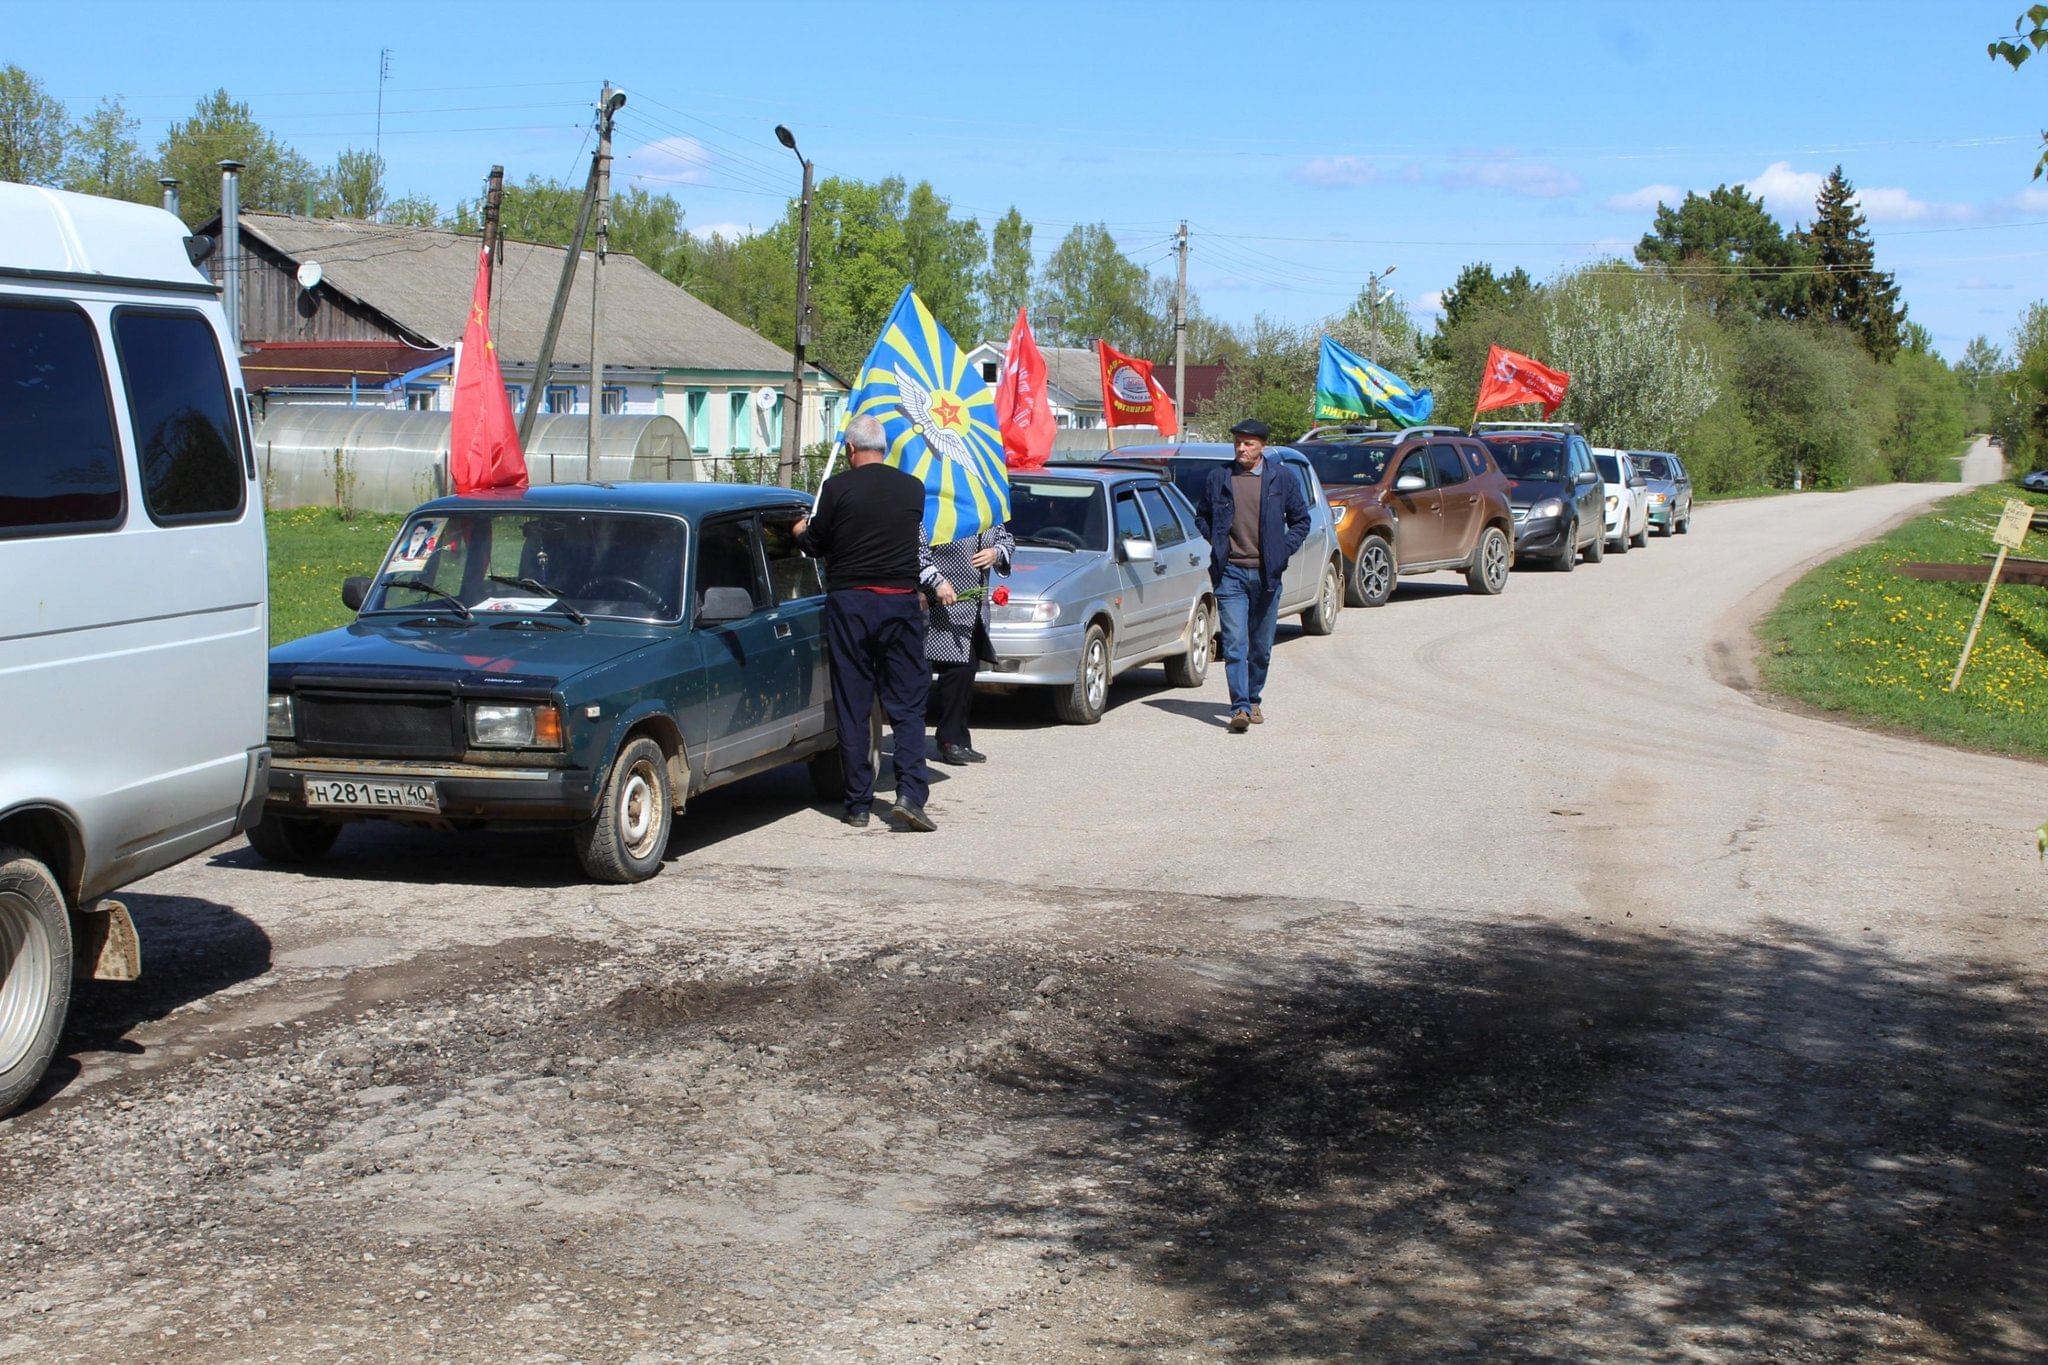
[977,466,1214,724]
[1630,450,1694,536]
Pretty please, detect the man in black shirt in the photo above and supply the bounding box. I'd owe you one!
[795,414,947,831]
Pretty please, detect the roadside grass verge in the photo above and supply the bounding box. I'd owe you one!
[1757,485,2048,760]
[268,506,402,646]
[1698,485,1798,504]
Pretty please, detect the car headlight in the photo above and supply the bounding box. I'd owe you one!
[266,694,295,739]
[1529,498,1565,519]
[992,600,1060,626]
[1329,506,1349,526]
[1605,494,1619,511]
[469,702,564,749]
[1647,492,1668,505]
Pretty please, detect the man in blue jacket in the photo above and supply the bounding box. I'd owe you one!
[1195,418,1312,733]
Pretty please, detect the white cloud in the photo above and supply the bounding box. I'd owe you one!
[1741,161,1824,216]
[1441,153,1580,198]
[2011,187,2048,212]
[1292,155,1382,188]
[1417,290,1446,314]
[1853,185,1976,224]
[625,135,715,187]
[1735,161,1972,224]
[1605,183,1683,213]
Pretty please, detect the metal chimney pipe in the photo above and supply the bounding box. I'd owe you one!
[219,160,245,352]
[159,177,179,216]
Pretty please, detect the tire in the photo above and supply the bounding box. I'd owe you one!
[1630,515,1649,549]
[1676,508,1691,535]
[1610,523,1630,554]
[1554,521,1578,573]
[1165,599,1213,688]
[1052,623,1111,725]
[1466,525,1510,595]
[1346,535,1396,608]
[245,813,341,864]
[1300,560,1342,636]
[1583,521,1605,564]
[0,846,71,1117]
[573,736,673,883]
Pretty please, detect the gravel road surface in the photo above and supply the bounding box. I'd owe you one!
[4,457,2044,1362]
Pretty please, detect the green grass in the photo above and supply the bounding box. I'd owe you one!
[1697,485,1800,504]
[1757,484,2048,760]
[267,506,404,645]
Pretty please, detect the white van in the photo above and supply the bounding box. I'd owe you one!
[0,185,269,1114]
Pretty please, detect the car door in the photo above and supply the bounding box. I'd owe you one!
[1431,442,1481,561]
[1671,456,1693,518]
[1278,455,1334,612]
[1110,485,1167,658]
[1137,481,1204,644]
[759,504,830,746]
[1388,444,1445,564]
[689,513,796,775]
[1569,438,1601,541]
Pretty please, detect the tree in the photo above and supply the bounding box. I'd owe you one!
[61,96,152,203]
[1794,166,1905,362]
[1437,262,1536,335]
[1326,280,1423,373]
[1633,185,1813,320]
[1541,265,1719,453]
[328,148,385,220]
[1193,317,1316,441]
[1889,343,1968,480]
[1989,5,2048,179]
[980,207,1034,339]
[900,181,983,344]
[157,89,321,224]
[1994,301,2048,469]
[0,64,67,185]
[1033,224,1159,354]
[453,176,692,282]
[381,192,440,227]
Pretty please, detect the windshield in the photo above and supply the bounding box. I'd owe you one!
[1484,439,1566,482]
[1631,453,1674,480]
[368,508,687,622]
[1299,443,1394,487]
[1595,454,1621,483]
[1009,479,1109,552]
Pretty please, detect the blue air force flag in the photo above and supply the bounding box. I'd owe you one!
[846,285,1010,543]
[1314,335,1435,428]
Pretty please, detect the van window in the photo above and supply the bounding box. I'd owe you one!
[0,299,124,537]
[112,309,245,524]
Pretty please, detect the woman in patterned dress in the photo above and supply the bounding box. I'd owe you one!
[924,523,1014,764]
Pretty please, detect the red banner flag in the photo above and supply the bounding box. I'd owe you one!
[1098,341,1179,436]
[1474,344,1571,418]
[995,307,1053,470]
[449,246,528,495]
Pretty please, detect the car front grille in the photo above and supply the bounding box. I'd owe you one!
[297,691,460,757]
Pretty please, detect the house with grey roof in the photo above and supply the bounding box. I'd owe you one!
[201,211,845,466]
[962,339,1110,431]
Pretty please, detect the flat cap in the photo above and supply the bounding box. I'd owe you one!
[1229,418,1271,438]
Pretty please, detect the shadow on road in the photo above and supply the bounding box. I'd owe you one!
[969,920,2048,1359]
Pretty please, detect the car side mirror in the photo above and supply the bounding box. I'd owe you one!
[1121,536,1157,563]
[341,576,370,611]
[1394,473,1427,493]
[1577,470,1600,486]
[696,586,757,626]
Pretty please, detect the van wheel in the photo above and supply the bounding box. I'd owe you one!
[1165,600,1213,688]
[1053,623,1111,724]
[1467,526,1510,595]
[1300,561,1342,635]
[574,736,672,883]
[246,814,341,864]
[0,846,71,1117]
[1347,536,1396,608]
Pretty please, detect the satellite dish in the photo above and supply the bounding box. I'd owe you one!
[295,260,323,291]
[754,385,778,411]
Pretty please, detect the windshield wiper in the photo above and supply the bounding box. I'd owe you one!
[487,574,588,624]
[376,577,472,619]
[1016,534,1080,551]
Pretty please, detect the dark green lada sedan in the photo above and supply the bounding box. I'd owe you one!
[253,483,849,882]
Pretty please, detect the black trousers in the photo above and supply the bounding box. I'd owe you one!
[929,660,976,749]
[824,589,930,813]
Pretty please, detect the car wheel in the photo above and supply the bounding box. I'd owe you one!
[1554,521,1577,572]
[1052,623,1111,725]
[1346,535,1396,608]
[1584,521,1605,564]
[574,736,673,883]
[1467,526,1510,595]
[1630,515,1649,548]
[1611,524,1630,554]
[245,813,342,864]
[1301,560,1342,636]
[0,846,70,1117]
[1677,507,1691,535]
[1165,599,1213,688]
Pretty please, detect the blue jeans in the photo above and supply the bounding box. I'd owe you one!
[1215,563,1280,713]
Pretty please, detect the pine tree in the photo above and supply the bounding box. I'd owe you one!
[1796,166,1905,361]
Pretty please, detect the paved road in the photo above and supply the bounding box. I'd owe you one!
[5,460,2045,1360]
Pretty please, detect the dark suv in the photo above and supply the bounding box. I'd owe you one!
[1294,426,1516,606]
[1479,430,1607,571]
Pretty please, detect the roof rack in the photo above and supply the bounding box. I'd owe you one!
[1471,420,1580,434]
[1299,422,1468,442]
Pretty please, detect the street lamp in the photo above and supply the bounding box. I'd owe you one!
[775,124,814,489]
[1367,263,1397,360]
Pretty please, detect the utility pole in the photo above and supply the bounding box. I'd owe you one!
[587,83,624,481]
[1171,220,1189,423]
[1365,263,1397,363]
[375,48,391,166]
[481,164,503,314]
[519,151,599,447]
[774,124,813,489]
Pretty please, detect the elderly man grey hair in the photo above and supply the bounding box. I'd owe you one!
[843,414,888,458]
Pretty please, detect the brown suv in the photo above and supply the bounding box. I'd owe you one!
[1295,427,1516,607]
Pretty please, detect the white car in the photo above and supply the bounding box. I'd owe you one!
[1593,447,1650,553]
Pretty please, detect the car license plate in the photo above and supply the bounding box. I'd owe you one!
[303,777,439,812]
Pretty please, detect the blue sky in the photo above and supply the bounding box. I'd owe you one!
[17,0,2047,359]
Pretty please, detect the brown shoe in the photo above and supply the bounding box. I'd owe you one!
[1249,704,1265,725]
[1228,710,1251,733]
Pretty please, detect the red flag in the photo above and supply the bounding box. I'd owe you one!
[1474,344,1571,418]
[449,246,528,494]
[995,307,1053,470]
[1098,341,1178,435]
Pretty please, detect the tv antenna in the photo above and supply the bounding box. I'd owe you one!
[375,48,393,163]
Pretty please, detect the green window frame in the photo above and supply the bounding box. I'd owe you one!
[685,388,709,452]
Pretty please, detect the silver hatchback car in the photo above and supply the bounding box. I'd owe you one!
[978,466,1215,724]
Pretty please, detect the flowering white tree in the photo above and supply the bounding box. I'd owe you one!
[1543,267,1719,451]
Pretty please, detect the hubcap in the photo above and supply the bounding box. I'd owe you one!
[1191,608,1210,669]
[1085,638,1108,711]
[1323,568,1339,617]
[618,761,663,859]
[1361,543,1392,599]
[0,889,52,1076]
[1485,533,1507,587]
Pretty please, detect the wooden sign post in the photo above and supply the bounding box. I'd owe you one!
[1949,498,2033,691]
